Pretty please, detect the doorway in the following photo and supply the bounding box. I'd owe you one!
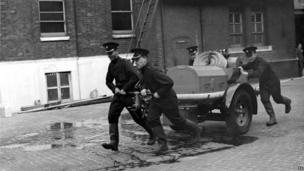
[162,1,202,67]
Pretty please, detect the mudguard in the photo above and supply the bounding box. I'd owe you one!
[224,83,258,114]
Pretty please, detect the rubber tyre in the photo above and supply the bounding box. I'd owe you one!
[226,89,253,136]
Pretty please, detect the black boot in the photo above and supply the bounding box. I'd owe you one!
[282,96,291,114]
[132,110,156,145]
[147,134,156,145]
[102,124,119,151]
[184,119,201,144]
[152,126,168,154]
[263,102,277,126]
[140,122,156,145]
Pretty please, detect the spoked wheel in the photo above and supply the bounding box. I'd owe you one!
[226,89,253,136]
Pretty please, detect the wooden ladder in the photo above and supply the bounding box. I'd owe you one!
[136,0,159,48]
[127,0,159,52]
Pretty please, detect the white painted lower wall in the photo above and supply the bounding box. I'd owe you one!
[0,54,133,117]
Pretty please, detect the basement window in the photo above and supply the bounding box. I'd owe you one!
[46,72,72,103]
[38,0,68,39]
[111,0,135,37]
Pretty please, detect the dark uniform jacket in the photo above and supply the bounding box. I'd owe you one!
[242,56,280,92]
[189,58,194,66]
[141,64,177,102]
[106,57,139,93]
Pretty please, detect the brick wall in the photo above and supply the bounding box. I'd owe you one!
[143,0,298,77]
[0,0,298,78]
[0,0,78,61]
[74,0,110,56]
[0,0,138,61]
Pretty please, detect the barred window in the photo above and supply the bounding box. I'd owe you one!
[229,9,244,47]
[111,0,133,33]
[39,0,67,37]
[46,72,71,102]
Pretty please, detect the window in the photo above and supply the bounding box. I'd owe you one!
[39,0,67,37]
[228,7,266,48]
[111,0,133,34]
[229,9,244,47]
[250,10,265,45]
[46,72,72,102]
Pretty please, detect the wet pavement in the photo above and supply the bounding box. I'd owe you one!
[0,77,303,171]
[0,114,259,171]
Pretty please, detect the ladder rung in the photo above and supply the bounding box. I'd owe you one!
[135,0,159,47]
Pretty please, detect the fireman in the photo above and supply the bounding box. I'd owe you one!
[239,46,292,126]
[187,45,198,65]
[131,48,201,154]
[102,42,155,151]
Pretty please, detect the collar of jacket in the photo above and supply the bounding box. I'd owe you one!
[111,56,121,64]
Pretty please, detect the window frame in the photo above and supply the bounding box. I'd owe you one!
[228,6,267,49]
[111,0,134,36]
[45,71,72,103]
[250,10,265,46]
[229,9,244,47]
[38,0,67,37]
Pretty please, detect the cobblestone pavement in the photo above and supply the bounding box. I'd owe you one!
[0,77,303,171]
[128,77,304,171]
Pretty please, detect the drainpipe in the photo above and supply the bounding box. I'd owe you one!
[159,1,167,72]
[73,0,82,100]
[198,2,204,52]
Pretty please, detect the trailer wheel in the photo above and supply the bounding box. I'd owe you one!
[226,89,253,136]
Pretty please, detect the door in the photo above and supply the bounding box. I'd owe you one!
[162,1,202,67]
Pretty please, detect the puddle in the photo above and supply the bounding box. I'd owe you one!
[16,133,39,139]
[1,121,79,152]
[23,143,77,151]
[47,120,106,139]
[0,143,30,149]
[1,120,107,152]
[0,142,77,152]
[49,122,74,140]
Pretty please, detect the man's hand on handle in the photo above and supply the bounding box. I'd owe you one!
[141,89,155,97]
[153,92,160,98]
[114,88,126,95]
[140,89,147,96]
[238,66,248,75]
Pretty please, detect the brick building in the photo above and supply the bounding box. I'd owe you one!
[0,0,298,116]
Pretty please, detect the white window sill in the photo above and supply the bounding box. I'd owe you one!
[112,34,136,39]
[40,36,70,42]
[229,45,272,54]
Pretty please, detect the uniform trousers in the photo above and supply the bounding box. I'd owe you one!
[108,94,147,125]
[147,96,186,128]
